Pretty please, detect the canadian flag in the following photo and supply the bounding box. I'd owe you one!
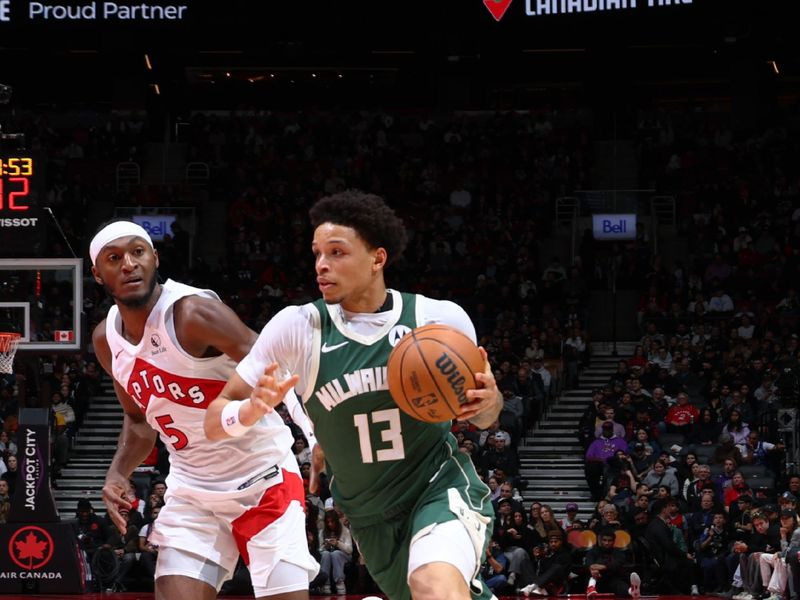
[54,330,74,342]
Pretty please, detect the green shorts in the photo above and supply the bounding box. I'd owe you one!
[348,451,495,600]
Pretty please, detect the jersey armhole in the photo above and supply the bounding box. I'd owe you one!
[300,304,322,403]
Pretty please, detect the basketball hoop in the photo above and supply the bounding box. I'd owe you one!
[0,332,21,375]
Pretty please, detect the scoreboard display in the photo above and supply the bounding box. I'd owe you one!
[0,155,45,257]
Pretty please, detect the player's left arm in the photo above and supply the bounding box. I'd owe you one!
[422,298,503,428]
[173,295,258,361]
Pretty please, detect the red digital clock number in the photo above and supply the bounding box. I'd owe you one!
[0,177,30,210]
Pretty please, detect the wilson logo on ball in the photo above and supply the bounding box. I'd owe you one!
[434,353,468,405]
[387,324,484,423]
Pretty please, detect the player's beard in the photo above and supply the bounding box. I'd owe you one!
[107,272,159,308]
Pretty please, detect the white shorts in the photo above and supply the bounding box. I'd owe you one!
[151,453,319,594]
[407,519,478,586]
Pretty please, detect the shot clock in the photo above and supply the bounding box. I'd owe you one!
[0,156,33,210]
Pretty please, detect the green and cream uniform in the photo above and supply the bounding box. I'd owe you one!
[237,289,495,600]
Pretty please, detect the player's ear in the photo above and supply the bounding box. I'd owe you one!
[373,247,387,272]
[153,248,160,269]
[91,265,103,286]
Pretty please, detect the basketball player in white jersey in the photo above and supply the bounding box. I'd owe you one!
[90,221,318,600]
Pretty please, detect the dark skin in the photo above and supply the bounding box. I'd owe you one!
[93,235,305,600]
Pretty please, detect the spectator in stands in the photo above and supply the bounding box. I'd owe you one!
[665,392,700,435]
[691,408,722,446]
[530,357,552,398]
[73,499,107,583]
[138,505,161,583]
[481,430,520,482]
[757,509,798,600]
[317,509,353,595]
[722,411,751,447]
[520,533,572,597]
[527,502,546,546]
[594,407,626,440]
[708,286,735,313]
[292,435,312,466]
[592,504,626,534]
[645,498,700,595]
[585,422,629,501]
[493,482,524,515]
[686,464,716,511]
[494,507,535,590]
[714,458,739,501]
[787,476,800,500]
[0,431,17,457]
[480,540,510,595]
[0,479,10,523]
[559,503,583,532]
[778,492,797,518]
[686,491,717,542]
[1,454,18,497]
[538,505,566,540]
[584,528,640,598]
[696,510,733,593]
[729,510,781,600]
[724,472,752,509]
[104,507,140,592]
[629,427,660,458]
[714,433,746,466]
[642,461,680,498]
[738,431,785,466]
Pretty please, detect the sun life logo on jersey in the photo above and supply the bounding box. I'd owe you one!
[150,333,166,355]
[388,325,412,347]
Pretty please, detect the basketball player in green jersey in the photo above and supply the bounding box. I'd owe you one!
[205,190,503,600]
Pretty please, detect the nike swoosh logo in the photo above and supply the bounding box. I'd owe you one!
[321,341,349,353]
[114,349,124,360]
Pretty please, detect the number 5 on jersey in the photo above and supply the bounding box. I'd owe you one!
[353,408,405,463]
[155,414,189,450]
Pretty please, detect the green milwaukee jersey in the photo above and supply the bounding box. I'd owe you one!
[304,291,456,525]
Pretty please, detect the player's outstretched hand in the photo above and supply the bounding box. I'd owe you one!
[240,362,300,426]
[102,474,132,535]
[458,347,502,422]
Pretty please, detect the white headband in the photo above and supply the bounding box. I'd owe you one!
[90,221,154,265]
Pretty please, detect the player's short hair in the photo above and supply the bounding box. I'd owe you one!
[309,190,408,266]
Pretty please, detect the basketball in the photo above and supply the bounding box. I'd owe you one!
[387,324,485,423]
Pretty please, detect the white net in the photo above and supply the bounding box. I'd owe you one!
[0,333,20,375]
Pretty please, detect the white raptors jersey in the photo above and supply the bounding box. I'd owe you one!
[106,279,294,492]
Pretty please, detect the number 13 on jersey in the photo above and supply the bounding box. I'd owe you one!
[353,408,405,463]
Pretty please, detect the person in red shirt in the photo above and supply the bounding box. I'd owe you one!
[665,392,700,436]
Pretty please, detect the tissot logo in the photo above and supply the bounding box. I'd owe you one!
[9,526,54,570]
[483,0,513,21]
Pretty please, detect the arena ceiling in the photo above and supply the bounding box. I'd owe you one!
[0,0,797,109]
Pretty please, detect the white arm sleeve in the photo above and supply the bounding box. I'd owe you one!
[283,388,317,450]
[236,305,317,446]
[417,296,478,344]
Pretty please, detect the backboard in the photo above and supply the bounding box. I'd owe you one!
[0,258,83,351]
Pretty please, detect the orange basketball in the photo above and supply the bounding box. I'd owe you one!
[387,324,485,423]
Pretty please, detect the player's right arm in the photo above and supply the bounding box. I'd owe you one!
[93,321,157,534]
[204,306,310,441]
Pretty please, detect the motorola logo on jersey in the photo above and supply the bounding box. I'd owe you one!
[388,325,412,347]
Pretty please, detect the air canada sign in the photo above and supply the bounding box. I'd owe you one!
[484,0,692,21]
